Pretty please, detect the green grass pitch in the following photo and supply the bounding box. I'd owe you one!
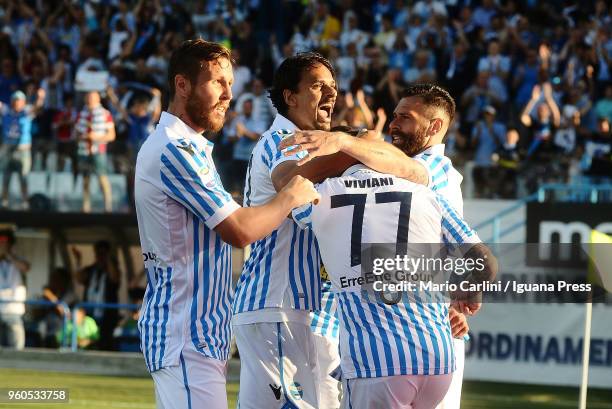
[0,368,610,408]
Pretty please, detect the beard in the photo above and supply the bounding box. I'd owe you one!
[185,89,226,132]
[390,126,429,157]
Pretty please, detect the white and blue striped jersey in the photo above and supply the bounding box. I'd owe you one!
[135,112,240,372]
[232,114,322,323]
[310,278,340,339]
[293,165,480,379]
[311,143,463,341]
[414,144,463,214]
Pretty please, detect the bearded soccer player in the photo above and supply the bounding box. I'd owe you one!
[232,52,431,409]
[134,39,319,409]
[290,163,497,409]
[279,84,473,409]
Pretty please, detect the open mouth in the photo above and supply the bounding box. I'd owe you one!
[317,103,333,121]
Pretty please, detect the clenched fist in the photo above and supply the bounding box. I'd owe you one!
[282,175,321,208]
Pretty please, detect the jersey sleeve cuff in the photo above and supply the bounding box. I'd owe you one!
[204,199,241,230]
[269,151,308,176]
[413,156,433,188]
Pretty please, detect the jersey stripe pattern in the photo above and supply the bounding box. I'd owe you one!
[310,280,340,338]
[311,145,462,341]
[136,113,239,372]
[233,115,321,315]
[293,166,480,379]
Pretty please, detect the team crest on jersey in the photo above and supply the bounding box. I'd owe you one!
[273,128,294,140]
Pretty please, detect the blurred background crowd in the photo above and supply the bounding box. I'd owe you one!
[0,0,610,212]
[1,0,612,351]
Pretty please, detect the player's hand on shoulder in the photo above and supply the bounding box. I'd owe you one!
[278,130,346,165]
[282,175,321,207]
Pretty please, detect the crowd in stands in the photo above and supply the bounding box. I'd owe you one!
[0,0,610,212]
[1,226,146,351]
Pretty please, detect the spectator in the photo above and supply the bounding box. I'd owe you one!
[41,267,77,347]
[231,49,252,99]
[472,0,498,29]
[471,105,507,198]
[0,58,22,105]
[594,84,612,123]
[74,90,116,213]
[478,39,510,104]
[520,83,561,160]
[580,117,612,181]
[1,89,45,209]
[0,229,29,350]
[493,128,521,198]
[404,48,436,83]
[461,70,503,136]
[513,48,541,109]
[73,241,120,351]
[235,78,276,128]
[112,287,144,353]
[227,97,267,195]
[340,11,369,53]
[60,306,99,350]
[52,93,78,176]
[107,87,161,160]
[554,94,581,155]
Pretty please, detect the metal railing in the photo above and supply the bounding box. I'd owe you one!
[0,299,140,352]
[0,299,70,347]
[474,183,612,243]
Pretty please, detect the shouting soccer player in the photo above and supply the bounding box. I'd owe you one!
[232,53,431,409]
[134,40,319,409]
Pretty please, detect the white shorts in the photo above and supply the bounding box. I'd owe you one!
[436,339,465,409]
[314,333,341,409]
[341,374,453,409]
[234,321,319,409]
[151,343,227,409]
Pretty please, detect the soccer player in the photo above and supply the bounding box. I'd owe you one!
[134,39,319,409]
[291,164,497,409]
[232,53,432,409]
[279,84,473,408]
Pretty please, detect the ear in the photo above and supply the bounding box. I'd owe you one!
[429,118,443,136]
[283,89,297,110]
[174,74,191,99]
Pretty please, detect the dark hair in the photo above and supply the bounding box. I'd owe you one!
[402,83,456,123]
[269,52,336,116]
[167,39,233,99]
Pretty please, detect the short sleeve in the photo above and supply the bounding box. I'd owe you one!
[292,203,313,230]
[267,128,308,176]
[415,154,453,191]
[436,195,480,245]
[159,141,239,229]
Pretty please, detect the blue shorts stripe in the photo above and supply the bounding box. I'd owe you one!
[180,352,192,409]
